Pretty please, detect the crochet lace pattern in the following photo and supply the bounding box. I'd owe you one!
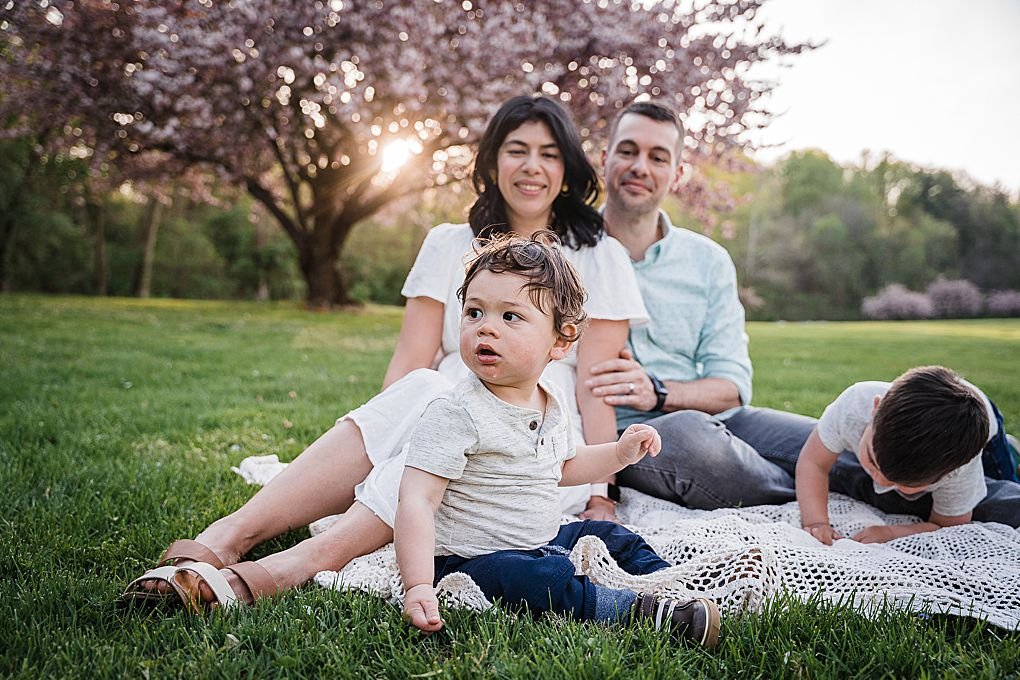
[233,455,1019,630]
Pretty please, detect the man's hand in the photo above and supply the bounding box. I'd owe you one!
[586,349,657,411]
[403,583,444,634]
[616,423,661,466]
[579,495,619,522]
[803,522,842,546]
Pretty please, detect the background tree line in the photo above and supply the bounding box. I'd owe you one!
[703,150,1020,320]
[4,135,1018,320]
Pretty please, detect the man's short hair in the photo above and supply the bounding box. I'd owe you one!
[458,231,589,342]
[608,100,686,157]
[872,365,989,486]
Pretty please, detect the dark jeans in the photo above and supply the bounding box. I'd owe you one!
[433,520,669,620]
[616,407,1020,528]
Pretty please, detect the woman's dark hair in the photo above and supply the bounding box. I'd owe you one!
[469,95,602,249]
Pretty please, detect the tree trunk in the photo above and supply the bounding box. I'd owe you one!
[134,196,164,298]
[253,211,270,302]
[298,218,358,309]
[0,213,16,293]
[299,243,343,310]
[85,196,108,296]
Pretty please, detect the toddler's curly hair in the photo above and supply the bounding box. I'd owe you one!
[457,230,589,343]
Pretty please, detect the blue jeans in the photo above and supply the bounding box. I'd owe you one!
[617,407,1020,528]
[433,520,670,621]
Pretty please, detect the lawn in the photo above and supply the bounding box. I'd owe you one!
[1,295,1018,679]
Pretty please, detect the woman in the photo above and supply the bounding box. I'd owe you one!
[122,96,647,609]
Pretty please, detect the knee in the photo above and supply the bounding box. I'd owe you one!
[648,411,731,466]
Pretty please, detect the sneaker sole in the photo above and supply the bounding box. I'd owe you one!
[697,597,721,649]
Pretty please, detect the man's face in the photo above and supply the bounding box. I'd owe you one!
[603,113,683,217]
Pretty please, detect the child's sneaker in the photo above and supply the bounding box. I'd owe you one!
[631,592,721,649]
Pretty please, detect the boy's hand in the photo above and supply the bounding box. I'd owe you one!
[852,525,897,544]
[852,523,943,543]
[803,522,842,546]
[403,583,444,634]
[616,424,661,466]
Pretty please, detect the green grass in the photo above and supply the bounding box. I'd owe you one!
[1,295,1017,679]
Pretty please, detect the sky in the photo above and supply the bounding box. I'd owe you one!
[748,0,1020,192]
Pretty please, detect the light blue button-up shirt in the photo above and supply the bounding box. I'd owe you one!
[616,212,753,429]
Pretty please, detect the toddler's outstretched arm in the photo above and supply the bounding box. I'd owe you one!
[394,466,449,634]
[795,429,843,545]
[561,424,661,486]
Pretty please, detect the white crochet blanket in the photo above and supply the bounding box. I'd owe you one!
[233,455,1020,630]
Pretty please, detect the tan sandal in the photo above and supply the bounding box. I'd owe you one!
[119,539,226,607]
[121,561,279,613]
[169,561,280,612]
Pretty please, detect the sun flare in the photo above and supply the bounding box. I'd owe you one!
[380,139,412,173]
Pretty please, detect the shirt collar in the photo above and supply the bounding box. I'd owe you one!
[638,211,674,265]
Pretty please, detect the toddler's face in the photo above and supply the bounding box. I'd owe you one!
[459,270,570,392]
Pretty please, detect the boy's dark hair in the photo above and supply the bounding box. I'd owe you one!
[469,95,602,249]
[609,100,686,157]
[457,231,589,343]
[872,365,989,485]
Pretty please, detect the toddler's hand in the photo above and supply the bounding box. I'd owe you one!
[616,424,661,466]
[803,522,842,546]
[403,583,444,634]
[851,524,897,544]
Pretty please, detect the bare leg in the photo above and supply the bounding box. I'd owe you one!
[144,419,374,592]
[194,419,373,562]
[210,502,393,604]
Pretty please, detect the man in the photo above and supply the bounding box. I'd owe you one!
[580,100,1019,526]
[579,101,823,521]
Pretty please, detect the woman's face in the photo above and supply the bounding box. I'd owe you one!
[495,120,565,235]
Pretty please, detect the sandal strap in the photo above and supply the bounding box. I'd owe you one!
[225,561,280,601]
[174,561,239,610]
[120,564,181,602]
[158,539,224,569]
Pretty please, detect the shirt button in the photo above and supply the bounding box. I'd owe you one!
[529,421,538,430]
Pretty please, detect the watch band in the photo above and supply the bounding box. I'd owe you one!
[648,372,668,412]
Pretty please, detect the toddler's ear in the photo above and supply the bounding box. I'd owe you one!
[549,324,577,361]
[871,395,881,415]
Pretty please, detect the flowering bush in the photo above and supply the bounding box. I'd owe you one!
[986,290,1020,317]
[926,277,984,318]
[861,284,933,320]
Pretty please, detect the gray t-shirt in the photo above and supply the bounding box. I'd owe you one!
[405,374,575,558]
[816,380,995,517]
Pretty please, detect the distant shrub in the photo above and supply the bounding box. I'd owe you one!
[861,284,933,320]
[926,277,983,318]
[986,289,1020,317]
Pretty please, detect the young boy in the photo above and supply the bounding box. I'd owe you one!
[797,365,1004,545]
[393,233,720,648]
